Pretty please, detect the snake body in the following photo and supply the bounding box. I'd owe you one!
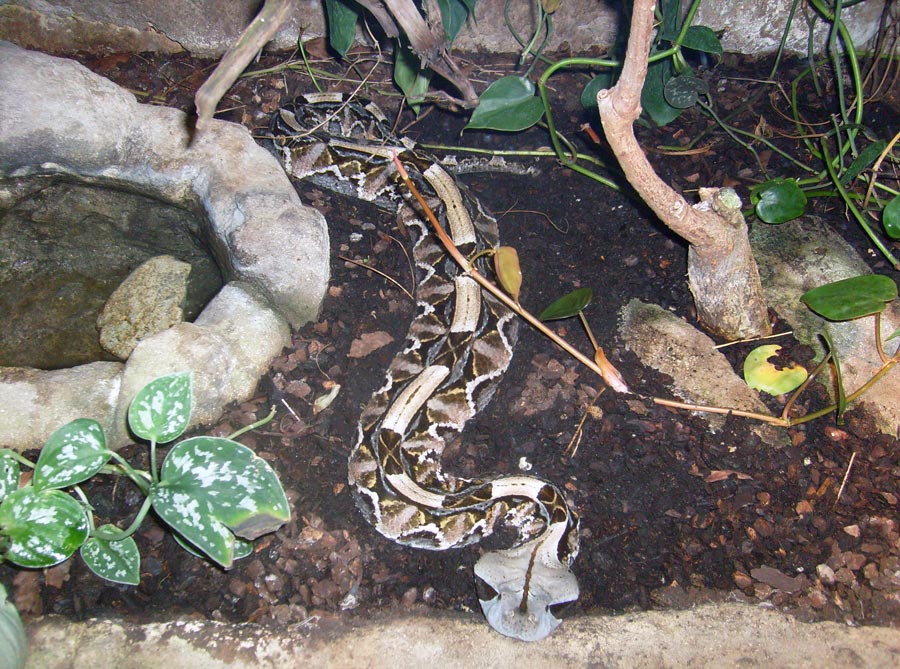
[272,94,580,641]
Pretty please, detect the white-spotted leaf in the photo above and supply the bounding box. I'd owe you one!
[151,436,290,568]
[128,373,192,443]
[0,487,89,567]
[80,525,141,585]
[744,345,808,395]
[32,419,110,491]
[0,451,19,500]
[0,583,27,669]
[173,530,254,562]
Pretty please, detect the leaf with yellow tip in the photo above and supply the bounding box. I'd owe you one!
[743,345,808,395]
[494,246,522,305]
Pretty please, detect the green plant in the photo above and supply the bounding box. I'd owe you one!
[659,273,900,426]
[0,373,290,585]
[748,1,900,270]
[0,583,26,669]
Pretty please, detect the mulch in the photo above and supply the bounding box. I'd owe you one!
[2,46,898,632]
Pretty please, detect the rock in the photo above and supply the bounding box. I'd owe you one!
[98,255,191,359]
[0,41,327,329]
[0,363,123,449]
[0,1,885,59]
[0,43,323,450]
[110,283,289,445]
[618,299,785,446]
[752,217,900,435]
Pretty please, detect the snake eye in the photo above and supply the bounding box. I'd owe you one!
[474,575,499,602]
[548,600,576,619]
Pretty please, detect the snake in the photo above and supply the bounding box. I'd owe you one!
[270,93,580,641]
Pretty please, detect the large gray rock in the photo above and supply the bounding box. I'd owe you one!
[619,299,784,446]
[0,42,326,450]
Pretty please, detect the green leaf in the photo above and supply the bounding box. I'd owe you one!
[0,584,27,669]
[435,0,472,42]
[32,419,110,491]
[641,59,682,126]
[80,525,141,585]
[743,345,808,395]
[883,194,900,239]
[173,530,253,562]
[151,437,290,568]
[681,25,723,56]
[664,71,708,109]
[801,274,898,321]
[842,141,886,186]
[128,373,192,444]
[658,0,681,37]
[324,0,360,57]
[751,179,807,224]
[0,451,19,501]
[233,536,254,561]
[539,287,593,321]
[580,72,614,109]
[0,487,89,567]
[465,76,544,132]
[394,39,432,111]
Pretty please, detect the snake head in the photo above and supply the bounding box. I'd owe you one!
[474,531,579,642]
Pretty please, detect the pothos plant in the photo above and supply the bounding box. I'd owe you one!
[0,373,290,586]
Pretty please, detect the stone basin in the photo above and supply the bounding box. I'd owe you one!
[0,42,329,450]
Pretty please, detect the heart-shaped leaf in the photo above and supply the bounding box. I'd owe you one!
[465,76,544,132]
[664,72,708,109]
[641,59,682,126]
[128,373,192,443]
[151,436,290,568]
[801,274,897,321]
[80,524,141,585]
[681,25,723,56]
[32,419,110,491]
[751,179,807,224]
[743,345,808,395]
[0,487,89,567]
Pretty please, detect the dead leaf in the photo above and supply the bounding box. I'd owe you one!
[348,331,394,358]
[750,565,805,593]
[704,469,754,483]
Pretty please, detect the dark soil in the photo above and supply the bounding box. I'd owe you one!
[3,46,899,632]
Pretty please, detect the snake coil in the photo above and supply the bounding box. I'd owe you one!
[272,93,580,641]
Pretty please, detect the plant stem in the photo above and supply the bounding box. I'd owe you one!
[0,450,35,469]
[228,406,277,441]
[821,138,900,268]
[89,495,153,541]
[104,450,152,495]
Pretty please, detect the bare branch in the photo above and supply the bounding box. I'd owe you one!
[194,0,297,131]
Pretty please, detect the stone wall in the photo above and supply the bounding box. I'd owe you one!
[0,0,887,58]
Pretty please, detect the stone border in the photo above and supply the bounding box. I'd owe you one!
[22,604,900,668]
[0,42,329,449]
